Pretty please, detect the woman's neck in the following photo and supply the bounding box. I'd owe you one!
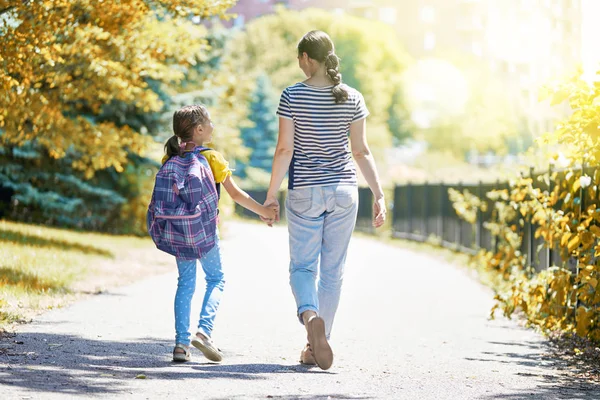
[305,67,332,87]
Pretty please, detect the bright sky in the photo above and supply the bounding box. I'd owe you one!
[582,0,600,79]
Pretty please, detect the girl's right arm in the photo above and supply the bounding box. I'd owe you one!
[349,118,386,228]
[221,175,277,221]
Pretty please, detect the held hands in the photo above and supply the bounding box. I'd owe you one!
[261,204,279,226]
[260,195,280,227]
[373,196,386,228]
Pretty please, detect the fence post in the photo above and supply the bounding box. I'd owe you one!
[527,167,535,273]
[392,185,399,237]
[477,180,483,250]
[407,183,413,237]
[456,182,463,250]
[424,181,429,237]
[439,183,445,241]
[278,190,287,222]
[493,179,501,254]
[575,163,586,318]
[546,163,553,269]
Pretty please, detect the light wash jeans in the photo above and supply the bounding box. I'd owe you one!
[174,235,225,346]
[286,184,358,339]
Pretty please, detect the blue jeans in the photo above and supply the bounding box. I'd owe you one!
[174,236,225,346]
[286,184,358,339]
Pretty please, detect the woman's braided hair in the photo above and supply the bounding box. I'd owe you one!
[298,30,349,103]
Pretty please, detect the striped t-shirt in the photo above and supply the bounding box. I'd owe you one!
[276,82,369,189]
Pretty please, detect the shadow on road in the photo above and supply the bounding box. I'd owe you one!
[0,331,323,396]
[192,363,335,376]
[464,339,600,399]
[209,396,373,400]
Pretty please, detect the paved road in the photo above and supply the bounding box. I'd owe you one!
[1,221,598,399]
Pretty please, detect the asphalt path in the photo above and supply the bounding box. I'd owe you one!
[1,221,598,399]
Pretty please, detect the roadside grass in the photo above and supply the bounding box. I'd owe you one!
[0,220,172,331]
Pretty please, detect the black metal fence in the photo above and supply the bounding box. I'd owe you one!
[392,181,509,254]
[392,180,555,269]
[391,166,598,273]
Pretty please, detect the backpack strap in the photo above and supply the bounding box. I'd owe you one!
[191,146,221,199]
[193,146,212,153]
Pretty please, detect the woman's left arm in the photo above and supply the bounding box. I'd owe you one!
[265,117,295,221]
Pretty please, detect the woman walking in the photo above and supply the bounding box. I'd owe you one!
[263,30,386,370]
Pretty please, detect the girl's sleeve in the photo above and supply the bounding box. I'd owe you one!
[276,88,293,120]
[352,91,370,122]
[204,150,232,183]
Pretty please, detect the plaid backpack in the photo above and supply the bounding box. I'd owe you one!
[147,147,220,260]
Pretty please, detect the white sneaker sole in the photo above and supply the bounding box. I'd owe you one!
[191,337,223,362]
[172,352,190,362]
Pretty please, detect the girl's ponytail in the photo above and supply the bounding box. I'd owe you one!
[164,135,181,160]
[164,104,210,161]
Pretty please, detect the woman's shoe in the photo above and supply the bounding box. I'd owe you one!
[306,316,333,370]
[191,332,223,362]
[172,343,191,362]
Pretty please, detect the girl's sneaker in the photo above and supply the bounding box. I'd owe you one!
[173,343,191,362]
[191,332,223,362]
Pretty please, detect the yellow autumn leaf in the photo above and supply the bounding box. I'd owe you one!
[568,235,581,253]
[576,306,593,337]
[561,232,572,247]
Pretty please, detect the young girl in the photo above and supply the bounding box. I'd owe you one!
[161,104,277,362]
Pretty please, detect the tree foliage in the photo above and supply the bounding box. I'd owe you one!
[238,73,278,177]
[538,68,600,166]
[387,85,413,145]
[0,0,237,234]
[0,0,235,176]
[167,24,251,166]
